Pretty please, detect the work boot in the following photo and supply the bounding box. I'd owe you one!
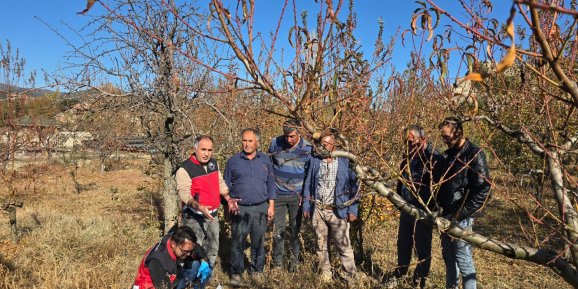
[230,274,245,287]
[288,262,297,273]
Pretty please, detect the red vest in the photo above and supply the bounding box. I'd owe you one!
[180,156,221,210]
[133,235,177,289]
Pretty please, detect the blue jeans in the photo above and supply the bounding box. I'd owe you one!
[395,211,432,283]
[176,260,207,289]
[230,202,269,275]
[441,217,477,289]
[272,194,302,267]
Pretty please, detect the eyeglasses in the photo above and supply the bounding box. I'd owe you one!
[178,244,194,255]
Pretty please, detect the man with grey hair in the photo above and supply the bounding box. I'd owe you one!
[176,135,239,268]
[302,133,358,283]
[268,119,312,272]
[386,125,442,289]
[225,128,276,286]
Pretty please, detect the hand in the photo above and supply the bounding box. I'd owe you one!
[227,198,241,215]
[197,205,215,221]
[267,205,275,222]
[196,260,213,283]
[303,211,310,219]
[347,213,357,223]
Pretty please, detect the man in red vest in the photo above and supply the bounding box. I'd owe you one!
[132,226,212,289]
[176,135,239,267]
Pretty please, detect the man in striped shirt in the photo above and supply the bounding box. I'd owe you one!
[268,119,312,272]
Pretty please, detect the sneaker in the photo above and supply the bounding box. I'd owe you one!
[230,274,245,287]
[288,262,297,273]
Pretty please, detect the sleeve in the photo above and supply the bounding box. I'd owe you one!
[176,168,192,205]
[218,171,229,196]
[191,243,208,261]
[266,157,277,200]
[301,157,311,195]
[148,259,173,289]
[431,150,445,185]
[302,159,314,213]
[267,138,275,154]
[459,149,492,220]
[346,161,360,217]
[396,161,404,197]
[224,158,233,191]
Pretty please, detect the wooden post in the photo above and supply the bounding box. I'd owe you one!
[2,200,23,243]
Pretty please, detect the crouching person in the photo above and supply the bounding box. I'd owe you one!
[132,226,213,289]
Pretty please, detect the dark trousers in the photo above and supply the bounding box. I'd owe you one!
[395,211,433,282]
[272,194,302,267]
[230,202,269,275]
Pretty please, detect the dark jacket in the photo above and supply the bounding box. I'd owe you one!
[438,139,491,220]
[303,156,359,219]
[133,234,207,289]
[396,142,443,210]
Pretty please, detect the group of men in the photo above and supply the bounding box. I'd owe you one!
[390,117,491,289]
[132,116,491,289]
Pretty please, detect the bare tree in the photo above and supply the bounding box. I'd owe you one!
[79,0,578,285]
[0,40,40,243]
[60,0,224,233]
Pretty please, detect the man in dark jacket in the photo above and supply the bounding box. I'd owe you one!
[387,125,443,288]
[438,117,491,289]
[302,133,359,283]
[132,226,212,289]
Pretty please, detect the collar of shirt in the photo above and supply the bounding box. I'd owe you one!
[240,151,262,160]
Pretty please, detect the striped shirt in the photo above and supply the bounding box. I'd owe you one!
[268,136,312,196]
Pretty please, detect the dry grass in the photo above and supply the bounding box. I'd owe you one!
[0,154,570,289]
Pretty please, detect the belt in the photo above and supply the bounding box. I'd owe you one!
[238,200,267,206]
[183,207,218,219]
[316,203,334,210]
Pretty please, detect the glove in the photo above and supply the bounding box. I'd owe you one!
[196,260,212,283]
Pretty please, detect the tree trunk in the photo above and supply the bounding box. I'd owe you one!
[162,155,179,234]
[547,151,578,266]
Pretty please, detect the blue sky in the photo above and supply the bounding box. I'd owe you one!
[0,1,512,89]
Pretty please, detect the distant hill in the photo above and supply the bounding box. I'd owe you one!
[0,83,56,99]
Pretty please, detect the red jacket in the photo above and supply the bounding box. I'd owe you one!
[180,156,221,210]
[133,235,177,289]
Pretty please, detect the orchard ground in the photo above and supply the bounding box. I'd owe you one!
[0,152,567,289]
